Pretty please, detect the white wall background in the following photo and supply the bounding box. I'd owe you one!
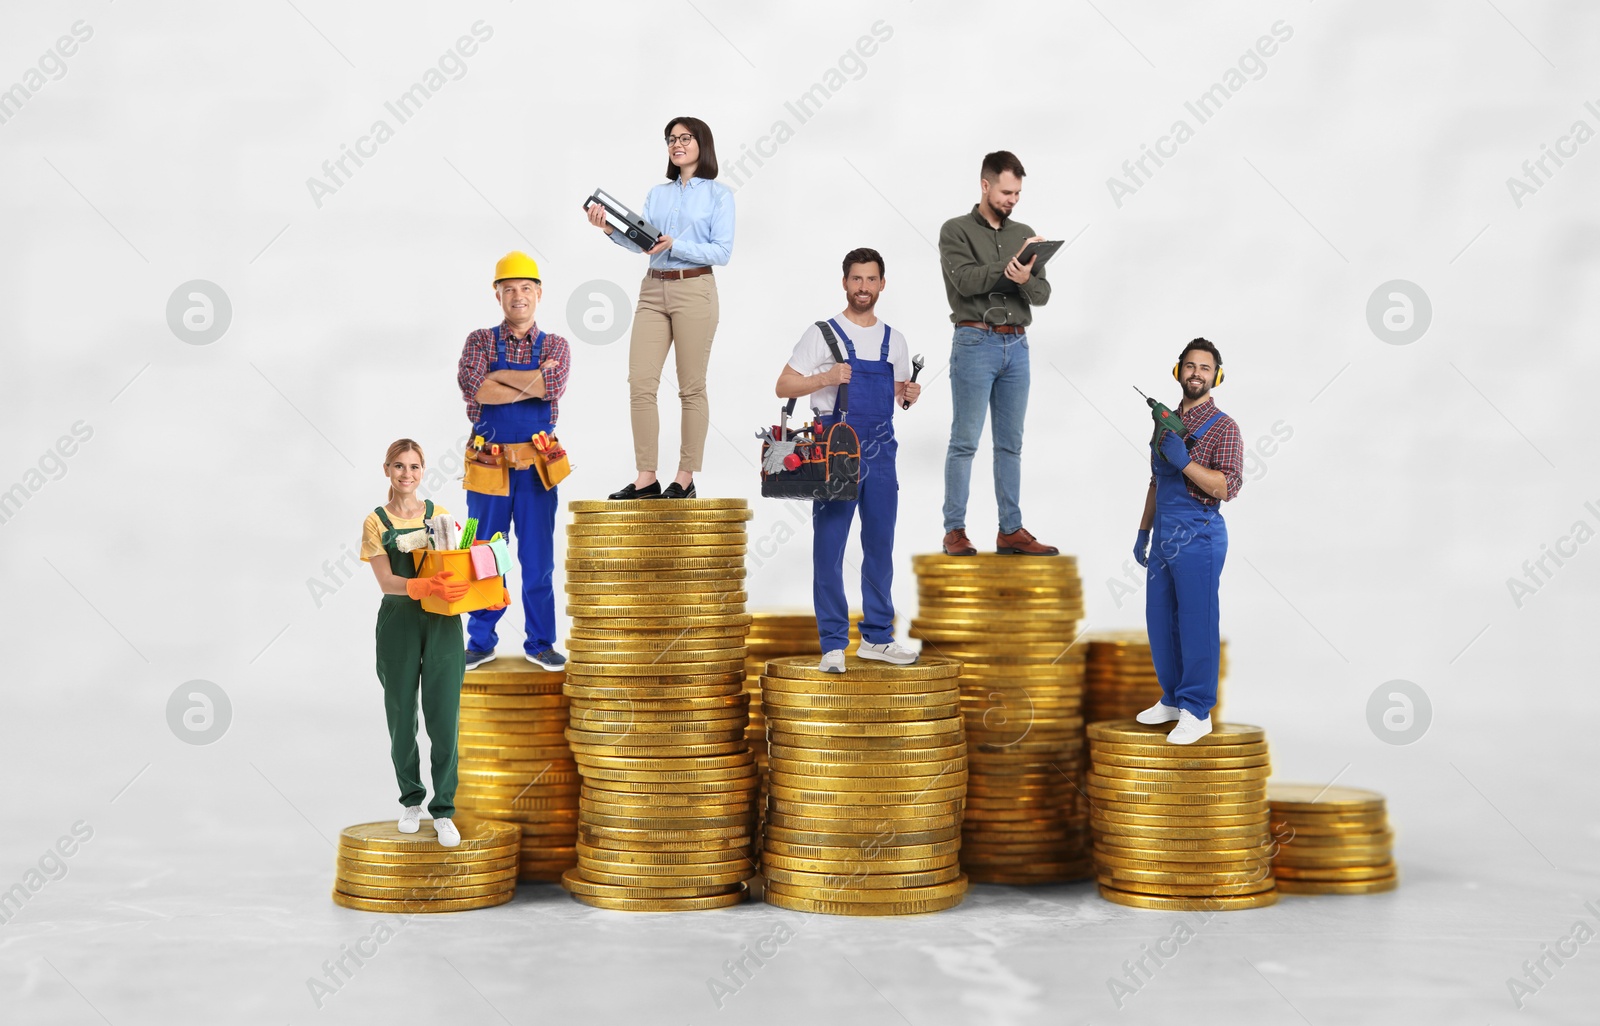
[2,1,1596,1022]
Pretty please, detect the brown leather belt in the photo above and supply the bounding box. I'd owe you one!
[958,320,1025,334]
[648,266,713,280]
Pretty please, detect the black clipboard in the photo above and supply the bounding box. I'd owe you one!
[1014,239,1064,271]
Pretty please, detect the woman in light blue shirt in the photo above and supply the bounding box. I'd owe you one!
[586,116,735,500]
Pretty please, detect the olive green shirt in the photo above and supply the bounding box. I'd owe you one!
[938,204,1052,327]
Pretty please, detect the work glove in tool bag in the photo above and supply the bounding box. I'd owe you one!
[759,321,860,502]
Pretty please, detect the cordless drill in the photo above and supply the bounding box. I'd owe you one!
[1134,386,1197,449]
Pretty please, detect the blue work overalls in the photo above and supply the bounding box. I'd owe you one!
[1146,410,1228,719]
[812,319,899,654]
[465,326,559,655]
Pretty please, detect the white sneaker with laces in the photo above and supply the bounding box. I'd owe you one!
[1166,710,1213,745]
[397,805,422,833]
[819,650,846,673]
[856,641,919,665]
[433,817,461,847]
[1135,701,1181,725]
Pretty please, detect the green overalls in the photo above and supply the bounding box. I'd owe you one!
[373,501,465,818]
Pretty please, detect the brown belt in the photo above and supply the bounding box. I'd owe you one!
[958,320,1025,334]
[648,266,713,280]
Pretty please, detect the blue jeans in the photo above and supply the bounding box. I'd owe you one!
[942,326,1030,534]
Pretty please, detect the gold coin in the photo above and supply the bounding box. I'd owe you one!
[762,863,963,889]
[762,689,960,710]
[764,873,968,903]
[576,842,754,865]
[764,838,960,860]
[761,678,956,699]
[1274,873,1398,895]
[574,864,752,888]
[1094,824,1270,847]
[336,878,514,900]
[1093,752,1269,771]
[1094,851,1270,876]
[1269,816,1389,835]
[768,716,962,737]
[564,681,744,701]
[764,824,961,847]
[767,705,960,725]
[569,498,749,513]
[338,819,519,852]
[583,811,756,833]
[1275,830,1394,849]
[565,634,747,651]
[1267,783,1387,814]
[1271,861,1396,881]
[564,887,749,912]
[1092,806,1267,829]
[766,783,966,805]
[462,665,565,687]
[574,693,748,712]
[1094,843,1272,865]
[1273,849,1394,867]
[767,757,966,779]
[1087,720,1265,746]
[566,523,746,540]
[1087,741,1269,762]
[568,508,753,524]
[570,614,753,630]
[459,693,570,709]
[1096,872,1274,896]
[336,843,520,867]
[574,749,752,768]
[334,855,519,880]
[1089,763,1269,783]
[762,888,966,916]
[568,602,748,618]
[768,798,964,821]
[768,769,966,792]
[565,553,747,570]
[1096,885,1277,911]
[331,889,514,913]
[761,655,959,682]
[1086,784,1265,804]
[762,852,959,875]
[1086,775,1266,796]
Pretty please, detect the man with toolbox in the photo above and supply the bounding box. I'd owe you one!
[774,248,921,673]
[455,252,572,671]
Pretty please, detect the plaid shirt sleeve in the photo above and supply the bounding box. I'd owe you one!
[458,329,493,424]
[1191,413,1244,502]
[541,333,571,418]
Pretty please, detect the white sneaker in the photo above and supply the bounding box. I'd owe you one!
[433,817,461,847]
[1135,701,1181,725]
[856,641,919,665]
[1166,710,1213,745]
[819,650,846,673]
[397,805,422,833]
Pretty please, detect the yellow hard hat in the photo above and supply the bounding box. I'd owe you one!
[493,251,541,284]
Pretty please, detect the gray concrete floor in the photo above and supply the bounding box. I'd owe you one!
[4,674,1595,1026]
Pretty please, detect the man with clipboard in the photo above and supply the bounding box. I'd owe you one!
[937,150,1061,557]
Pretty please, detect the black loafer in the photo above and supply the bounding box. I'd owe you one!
[661,481,697,499]
[608,481,662,500]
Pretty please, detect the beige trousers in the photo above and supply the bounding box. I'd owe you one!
[627,273,719,473]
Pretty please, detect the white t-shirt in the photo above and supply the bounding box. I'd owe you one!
[786,316,912,415]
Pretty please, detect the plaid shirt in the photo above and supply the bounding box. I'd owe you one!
[457,321,571,426]
[1150,397,1243,505]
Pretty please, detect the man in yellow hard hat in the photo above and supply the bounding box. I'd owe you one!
[455,252,572,670]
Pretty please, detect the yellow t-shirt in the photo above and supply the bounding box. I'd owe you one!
[360,504,450,562]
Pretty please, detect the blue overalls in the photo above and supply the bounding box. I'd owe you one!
[1145,410,1228,719]
[812,320,899,654]
[465,326,559,656]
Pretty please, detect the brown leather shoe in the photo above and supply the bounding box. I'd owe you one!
[942,529,977,556]
[996,527,1059,555]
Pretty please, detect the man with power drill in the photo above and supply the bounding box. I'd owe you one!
[1131,338,1243,744]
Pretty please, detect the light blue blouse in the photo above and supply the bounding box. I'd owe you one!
[609,176,735,270]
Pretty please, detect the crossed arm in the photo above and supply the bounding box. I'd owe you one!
[475,366,550,404]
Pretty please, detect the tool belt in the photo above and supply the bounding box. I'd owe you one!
[759,321,860,503]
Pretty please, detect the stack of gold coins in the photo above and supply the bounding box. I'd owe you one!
[743,611,861,851]
[1087,720,1277,910]
[455,660,577,882]
[760,655,969,915]
[1085,631,1230,724]
[910,553,1090,884]
[1267,784,1398,895]
[559,498,758,911]
[333,819,519,912]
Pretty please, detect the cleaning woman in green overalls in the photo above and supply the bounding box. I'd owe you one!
[359,438,485,847]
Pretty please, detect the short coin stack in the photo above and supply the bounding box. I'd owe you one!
[1087,720,1277,911]
[761,655,969,915]
[455,660,577,882]
[1267,784,1398,895]
[1085,631,1231,724]
[910,553,1091,884]
[743,612,860,844]
[560,498,759,911]
[333,819,520,912]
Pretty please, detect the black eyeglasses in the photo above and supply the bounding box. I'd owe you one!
[666,133,696,146]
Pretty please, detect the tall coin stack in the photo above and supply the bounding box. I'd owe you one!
[560,498,759,911]
[1085,631,1230,724]
[760,655,969,915]
[910,553,1091,884]
[333,819,519,912]
[456,660,577,882]
[1087,720,1277,911]
[1267,784,1398,895]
